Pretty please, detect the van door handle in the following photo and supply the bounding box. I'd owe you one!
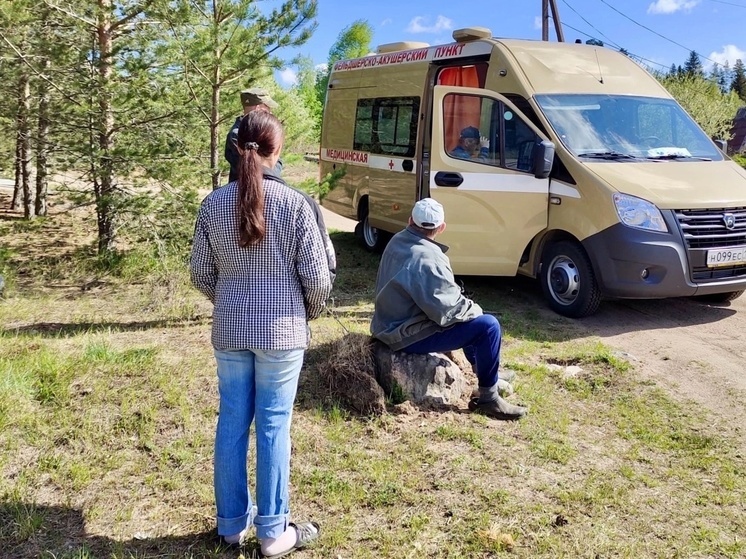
[434,171,463,187]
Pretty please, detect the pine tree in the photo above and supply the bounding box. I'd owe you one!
[732,59,746,103]
[166,0,318,190]
[684,51,705,78]
[720,61,732,94]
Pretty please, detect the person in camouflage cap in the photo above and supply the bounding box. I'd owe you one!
[224,88,282,182]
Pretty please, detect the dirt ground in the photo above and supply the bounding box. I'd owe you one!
[575,295,746,447]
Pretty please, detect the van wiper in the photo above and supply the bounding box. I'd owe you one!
[578,151,638,160]
[645,154,712,161]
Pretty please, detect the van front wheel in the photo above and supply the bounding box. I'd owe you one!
[540,241,601,318]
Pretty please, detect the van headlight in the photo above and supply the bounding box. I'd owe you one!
[613,193,668,232]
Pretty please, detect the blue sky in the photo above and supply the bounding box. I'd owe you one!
[274,0,746,86]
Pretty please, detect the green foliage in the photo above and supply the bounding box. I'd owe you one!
[290,55,323,142]
[659,73,743,140]
[0,0,321,254]
[315,19,373,108]
[734,154,746,168]
[296,165,347,200]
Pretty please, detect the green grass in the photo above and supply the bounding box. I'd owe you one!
[1,165,745,558]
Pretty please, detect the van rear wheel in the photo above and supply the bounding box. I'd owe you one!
[357,203,389,253]
[540,241,601,318]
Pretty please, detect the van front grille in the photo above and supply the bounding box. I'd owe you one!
[675,207,746,249]
[674,207,746,283]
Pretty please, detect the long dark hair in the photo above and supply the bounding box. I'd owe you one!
[235,110,284,247]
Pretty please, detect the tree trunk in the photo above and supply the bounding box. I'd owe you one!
[210,82,220,190]
[35,57,50,217]
[210,3,221,192]
[17,70,32,219]
[12,123,22,211]
[96,0,116,254]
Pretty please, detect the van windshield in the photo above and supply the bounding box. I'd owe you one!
[535,94,723,161]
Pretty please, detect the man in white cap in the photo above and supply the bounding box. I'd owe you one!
[224,88,282,182]
[370,198,527,420]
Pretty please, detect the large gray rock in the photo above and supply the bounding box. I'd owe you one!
[371,340,467,406]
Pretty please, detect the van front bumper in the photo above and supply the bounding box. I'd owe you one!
[582,214,746,299]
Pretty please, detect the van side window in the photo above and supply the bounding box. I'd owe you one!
[354,97,420,158]
[443,93,500,165]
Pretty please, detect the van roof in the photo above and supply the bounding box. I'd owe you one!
[332,35,671,98]
[493,39,671,97]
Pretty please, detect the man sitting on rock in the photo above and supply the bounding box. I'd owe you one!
[370,198,528,420]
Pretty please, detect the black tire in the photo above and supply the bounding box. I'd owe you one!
[357,201,389,253]
[694,290,744,304]
[540,240,602,318]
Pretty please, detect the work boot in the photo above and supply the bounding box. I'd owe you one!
[468,395,528,420]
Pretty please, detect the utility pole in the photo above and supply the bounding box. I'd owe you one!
[542,0,565,42]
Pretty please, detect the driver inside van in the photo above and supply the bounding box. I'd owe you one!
[449,126,490,161]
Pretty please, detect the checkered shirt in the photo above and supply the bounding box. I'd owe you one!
[190,178,333,350]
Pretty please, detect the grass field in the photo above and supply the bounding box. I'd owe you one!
[0,171,744,558]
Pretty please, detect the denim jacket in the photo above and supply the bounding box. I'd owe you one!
[370,226,482,351]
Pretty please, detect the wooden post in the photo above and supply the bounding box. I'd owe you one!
[549,0,565,42]
[542,0,549,41]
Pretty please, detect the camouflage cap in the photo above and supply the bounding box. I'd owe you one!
[240,87,278,109]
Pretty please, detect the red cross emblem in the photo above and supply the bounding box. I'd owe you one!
[388,159,395,170]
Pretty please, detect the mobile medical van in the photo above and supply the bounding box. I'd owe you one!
[319,26,746,317]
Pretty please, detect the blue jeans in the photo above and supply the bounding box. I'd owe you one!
[213,348,304,540]
[404,314,502,388]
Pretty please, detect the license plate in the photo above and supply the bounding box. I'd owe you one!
[706,246,746,267]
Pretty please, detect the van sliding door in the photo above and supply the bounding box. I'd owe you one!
[429,85,550,276]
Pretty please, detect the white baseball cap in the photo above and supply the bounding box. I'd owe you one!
[411,198,445,229]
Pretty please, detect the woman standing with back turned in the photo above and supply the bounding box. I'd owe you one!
[190,110,332,557]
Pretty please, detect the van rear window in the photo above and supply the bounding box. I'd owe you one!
[354,97,420,158]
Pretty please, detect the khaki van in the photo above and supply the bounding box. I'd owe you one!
[319,26,746,317]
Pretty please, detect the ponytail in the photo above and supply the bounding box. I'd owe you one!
[235,111,283,246]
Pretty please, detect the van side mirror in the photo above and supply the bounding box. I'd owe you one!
[713,139,727,153]
[533,140,555,179]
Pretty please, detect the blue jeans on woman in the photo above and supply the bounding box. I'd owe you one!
[213,348,304,540]
[403,314,502,388]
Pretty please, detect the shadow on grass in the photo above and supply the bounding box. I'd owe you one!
[0,502,255,559]
[3,316,211,338]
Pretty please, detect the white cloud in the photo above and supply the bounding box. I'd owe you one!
[314,63,328,73]
[647,0,700,15]
[534,16,542,30]
[380,18,392,27]
[406,15,453,34]
[278,68,298,87]
[708,44,746,68]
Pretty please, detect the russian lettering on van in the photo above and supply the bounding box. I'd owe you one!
[323,148,369,165]
[332,42,491,72]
